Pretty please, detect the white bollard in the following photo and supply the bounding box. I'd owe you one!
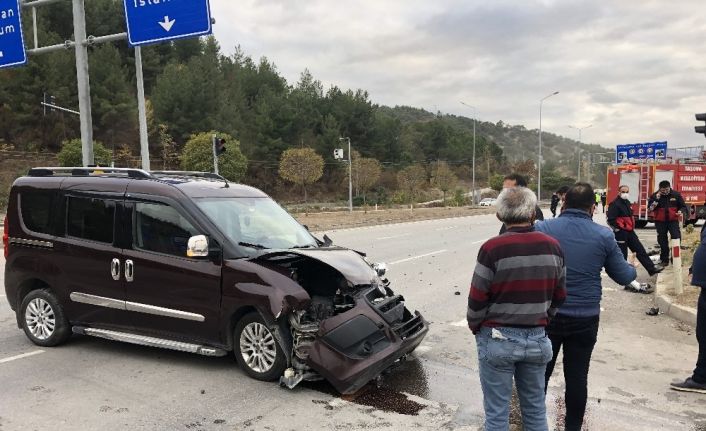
[672,238,683,295]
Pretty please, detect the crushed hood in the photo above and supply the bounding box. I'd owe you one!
[255,247,379,286]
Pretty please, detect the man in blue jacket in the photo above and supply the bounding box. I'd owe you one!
[535,183,637,431]
[670,223,706,394]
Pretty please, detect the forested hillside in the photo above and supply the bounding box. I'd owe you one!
[0,0,609,204]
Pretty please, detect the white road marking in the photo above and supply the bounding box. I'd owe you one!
[0,350,45,364]
[435,226,456,231]
[413,344,433,354]
[377,233,411,240]
[450,319,468,327]
[389,249,447,265]
[472,238,491,244]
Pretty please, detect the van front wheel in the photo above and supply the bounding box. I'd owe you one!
[234,312,286,381]
[20,289,71,347]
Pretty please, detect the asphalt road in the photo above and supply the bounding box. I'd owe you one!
[1,211,704,430]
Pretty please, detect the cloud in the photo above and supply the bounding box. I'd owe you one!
[211,0,706,149]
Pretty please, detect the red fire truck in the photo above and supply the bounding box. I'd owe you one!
[606,147,706,227]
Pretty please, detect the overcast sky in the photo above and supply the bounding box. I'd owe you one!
[210,0,706,149]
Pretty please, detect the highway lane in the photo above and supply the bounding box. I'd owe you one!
[1,211,705,430]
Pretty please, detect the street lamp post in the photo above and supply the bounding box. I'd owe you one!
[460,102,477,205]
[568,124,593,181]
[538,91,559,201]
[339,137,353,212]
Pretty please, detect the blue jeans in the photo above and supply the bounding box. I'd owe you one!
[476,326,553,431]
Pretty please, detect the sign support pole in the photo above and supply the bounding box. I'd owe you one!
[71,0,94,166]
[212,134,219,175]
[134,46,150,171]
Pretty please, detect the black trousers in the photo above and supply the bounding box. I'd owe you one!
[615,230,656,273]
[545,314,599,431]
[695,288,706,384]
[655,221,681,262]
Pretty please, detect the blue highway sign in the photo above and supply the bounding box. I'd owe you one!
[0,0,27,69]
[616,141,668,164]
[123,0,212,47]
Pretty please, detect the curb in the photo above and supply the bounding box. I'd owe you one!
[654,268,697,326]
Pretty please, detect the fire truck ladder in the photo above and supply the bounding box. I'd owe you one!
[637,161,651,220]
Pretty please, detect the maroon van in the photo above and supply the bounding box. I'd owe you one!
[2,167,428,394]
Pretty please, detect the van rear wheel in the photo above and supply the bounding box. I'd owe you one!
[234,313,286,381]
[20,289,71,347]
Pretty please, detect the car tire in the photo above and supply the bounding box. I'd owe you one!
[19,289,71,347]
[234,312,286,381]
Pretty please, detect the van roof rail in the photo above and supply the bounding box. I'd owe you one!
[150,170,225,180]
[28,167,153,179]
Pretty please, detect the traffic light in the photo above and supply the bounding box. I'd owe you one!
[696,113,706,137]
[213,136,226,156]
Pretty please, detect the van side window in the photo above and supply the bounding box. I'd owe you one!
[20,191,53,234]
[67,197,115,243]
[134,202,198,257]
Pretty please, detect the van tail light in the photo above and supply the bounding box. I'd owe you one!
[3,216,8,258]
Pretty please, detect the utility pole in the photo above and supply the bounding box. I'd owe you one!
[71,0,94,166]
[212,134,219,175]
[23,0,129,167]
[339,137,353,212]
[460,101,477,205]
[538,91,559,200]
[568,124,593,182]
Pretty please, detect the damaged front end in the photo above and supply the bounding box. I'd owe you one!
[253,248,428,395]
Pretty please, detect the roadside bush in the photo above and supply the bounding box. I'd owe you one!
[352,196,366,207]
[57,139,112,166]
[180,131,248,182]
[391,190,407,205]
[452,188,468,207]
[371,186,389,205]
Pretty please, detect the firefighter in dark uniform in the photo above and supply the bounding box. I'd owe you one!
[607,185,664,277]
[648,180,688,265]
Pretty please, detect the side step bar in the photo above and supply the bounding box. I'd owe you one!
[72,327,228,357]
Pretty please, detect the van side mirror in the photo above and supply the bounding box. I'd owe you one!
[373,262,387,277]
[187,235,209,258]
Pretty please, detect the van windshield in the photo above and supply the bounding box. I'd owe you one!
[194,197,317,251]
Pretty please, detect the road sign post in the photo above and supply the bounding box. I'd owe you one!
[123,0,213,46]
[0,0,27,69]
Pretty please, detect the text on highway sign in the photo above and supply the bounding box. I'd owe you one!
[123,0,213,47]
[0,0,27,69]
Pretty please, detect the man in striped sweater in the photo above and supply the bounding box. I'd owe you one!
[468,186,567,431]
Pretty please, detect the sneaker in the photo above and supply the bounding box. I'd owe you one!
[648,264,664,276]
[637,283,655,294]
[670,378,706,394]
[624,282,653,294]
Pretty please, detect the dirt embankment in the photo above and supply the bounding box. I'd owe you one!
[292,206,496,232]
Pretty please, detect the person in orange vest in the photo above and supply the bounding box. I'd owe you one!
[648,180,687,265]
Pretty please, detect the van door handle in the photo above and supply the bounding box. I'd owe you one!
[125,259,134,282]
[110,258,121,281]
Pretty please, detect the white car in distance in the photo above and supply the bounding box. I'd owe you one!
[479,198,497,207]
